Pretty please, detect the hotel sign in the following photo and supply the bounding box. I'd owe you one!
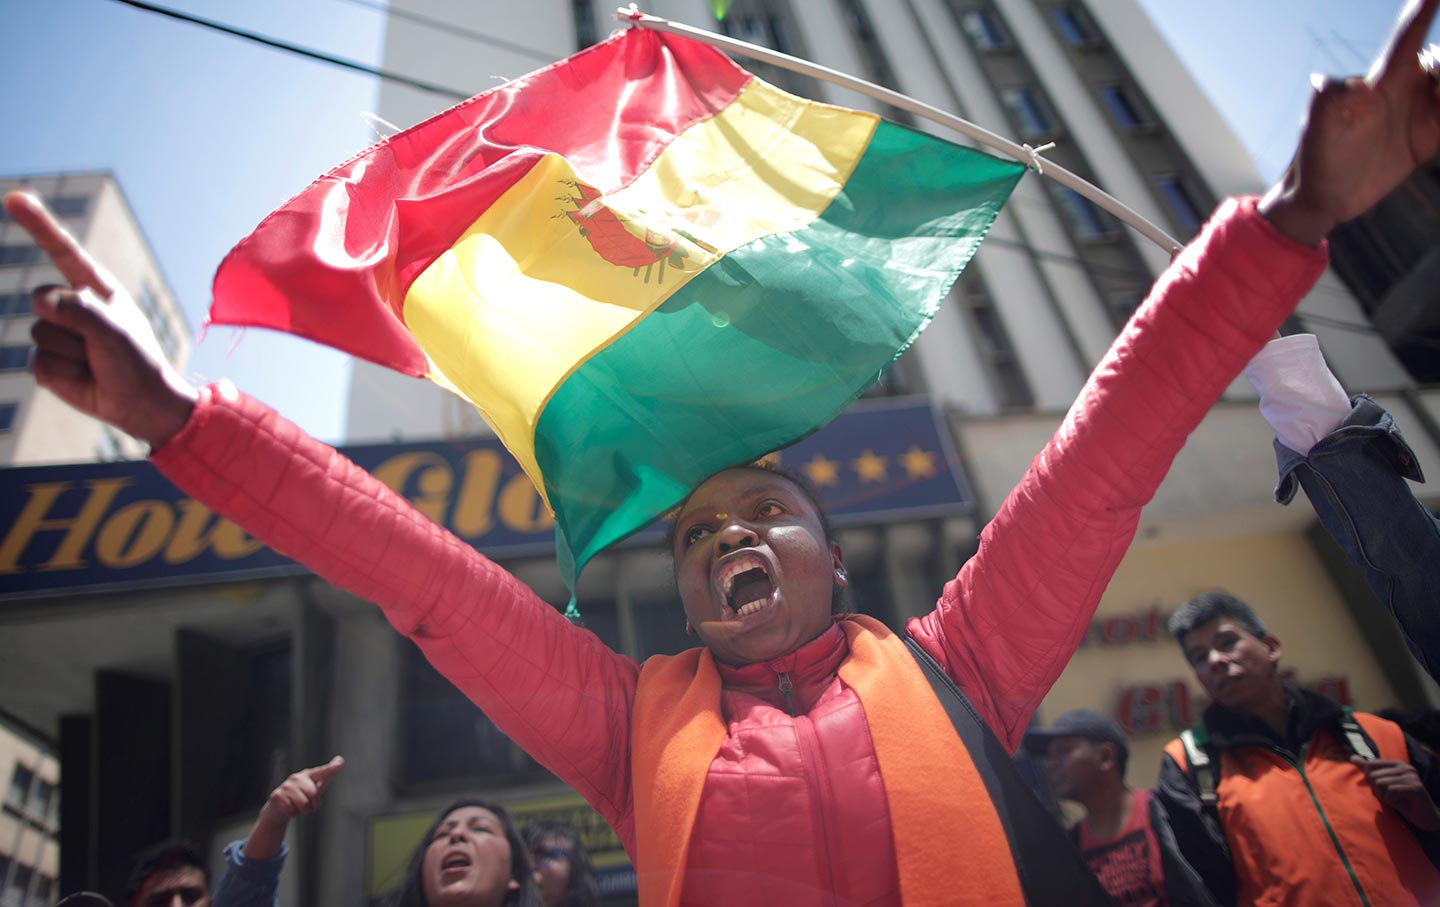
[0,399,971,600]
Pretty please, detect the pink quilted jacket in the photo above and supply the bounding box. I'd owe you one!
[153,198,1325,905]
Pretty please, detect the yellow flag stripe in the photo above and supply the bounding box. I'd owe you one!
[403,80,877,495]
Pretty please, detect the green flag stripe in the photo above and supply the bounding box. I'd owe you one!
[534,121,1026,588]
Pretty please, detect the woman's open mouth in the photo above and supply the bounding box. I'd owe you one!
[716,554,778,620]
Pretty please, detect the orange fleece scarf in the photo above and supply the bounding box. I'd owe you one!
[630,613,1026,906]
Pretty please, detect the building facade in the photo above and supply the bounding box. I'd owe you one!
[1,720,59,907]
[2,5,1437,907]
[0,172,191,467]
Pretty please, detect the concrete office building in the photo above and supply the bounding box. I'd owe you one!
[0,720,60,907]
[3,5,1437,906]
[0,172,191,467]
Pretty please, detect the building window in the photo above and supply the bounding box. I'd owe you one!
[8,864,34,906]
[960,10,1011,51]
[29,780,55,828]
[961,277,1033,409]
[1000,87,1060,141]
[47,195,90,218]
[136,282,180,361]
[1050,5,1102,48]
[6,764,33,812]
[838,0,915,124]
[0,403,17,433]
[0,345,31,372]
[571,0,598,49]
[0,292,29,317]
[399,637,545,787]
[1099,83,1151,131]
[96,427,123,460]
[1055,188,1120,241]
[1157,175,1205,234]
[0,245,43,268]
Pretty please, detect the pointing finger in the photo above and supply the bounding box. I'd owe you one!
[1370,0,1440,86]
[309,755,345,789]
[2,191,117,299]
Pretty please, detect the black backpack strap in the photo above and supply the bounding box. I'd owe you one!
[1339,708,1377,761]
[904,635,1116,906]
[1179,725,1219,808]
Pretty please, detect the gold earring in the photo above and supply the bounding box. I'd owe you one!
[716,512,728,520]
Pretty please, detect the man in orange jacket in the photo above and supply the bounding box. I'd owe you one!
[1155,591,1440,907]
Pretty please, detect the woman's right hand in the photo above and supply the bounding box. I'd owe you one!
[5,190,198,449]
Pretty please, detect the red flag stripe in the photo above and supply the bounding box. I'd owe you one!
[210,29,752,376]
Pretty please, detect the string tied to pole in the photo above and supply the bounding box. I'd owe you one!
[1021,141,1057,175]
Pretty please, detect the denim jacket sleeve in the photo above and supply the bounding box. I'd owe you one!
[210,840,286,907]
[1274,394,1440,677]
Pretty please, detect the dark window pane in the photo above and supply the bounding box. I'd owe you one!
[1055,188,1118,240]
[1051,6,1101,47]
[1000,87,1058,140]
[48,196,89,218]
[961,10,1010,51]
[0,403,17,432]
[0,345,31,371]
[633,592,692,660]
[1157,176,1203,234]
[399,637,543,785]
[6,764,33,809]
[1100,84,1148,130]
[0,245,43,267]
[0,292,31,316]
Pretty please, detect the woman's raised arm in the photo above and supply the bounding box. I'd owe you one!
[10,189,642,840]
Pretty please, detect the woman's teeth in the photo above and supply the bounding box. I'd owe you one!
[736,599,768,616]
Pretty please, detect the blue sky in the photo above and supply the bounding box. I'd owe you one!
[0,1,1432,444]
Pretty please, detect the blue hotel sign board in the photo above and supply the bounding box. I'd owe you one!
[0,400,971,600]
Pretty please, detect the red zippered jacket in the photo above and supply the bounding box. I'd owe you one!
[153,198,1326,905]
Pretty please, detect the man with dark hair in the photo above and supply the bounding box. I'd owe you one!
[124,841,209,907]
[1156,590,1440,907]
[1026,710,1208,906]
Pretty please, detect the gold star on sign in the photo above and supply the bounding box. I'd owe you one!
[804,453,842,487]
[852,450,888,484]
[901,446,938,479]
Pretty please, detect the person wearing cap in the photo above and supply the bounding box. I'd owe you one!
[54,894,116,907]
[1155,591,1440,907]
[1026,710,1208,907]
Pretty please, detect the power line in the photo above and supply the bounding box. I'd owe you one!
[108,0,472,100]
[334,0,561,63]
[93,1,1440,355]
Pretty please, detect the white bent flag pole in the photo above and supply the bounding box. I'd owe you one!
[614,5,1184,256]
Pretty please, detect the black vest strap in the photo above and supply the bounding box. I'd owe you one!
[904,635,1115,906]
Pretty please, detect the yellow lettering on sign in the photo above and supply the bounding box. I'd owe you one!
[452,450,502,538]
[166,499,265,563]
[95,500,175,568]
[372,453,454,524]
[498,473,553,534]
[0,478,134,574]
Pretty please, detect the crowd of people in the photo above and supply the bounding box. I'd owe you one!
[15,0,1440,904]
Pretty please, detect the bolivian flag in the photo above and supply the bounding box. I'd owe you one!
[212,27,1024,598]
